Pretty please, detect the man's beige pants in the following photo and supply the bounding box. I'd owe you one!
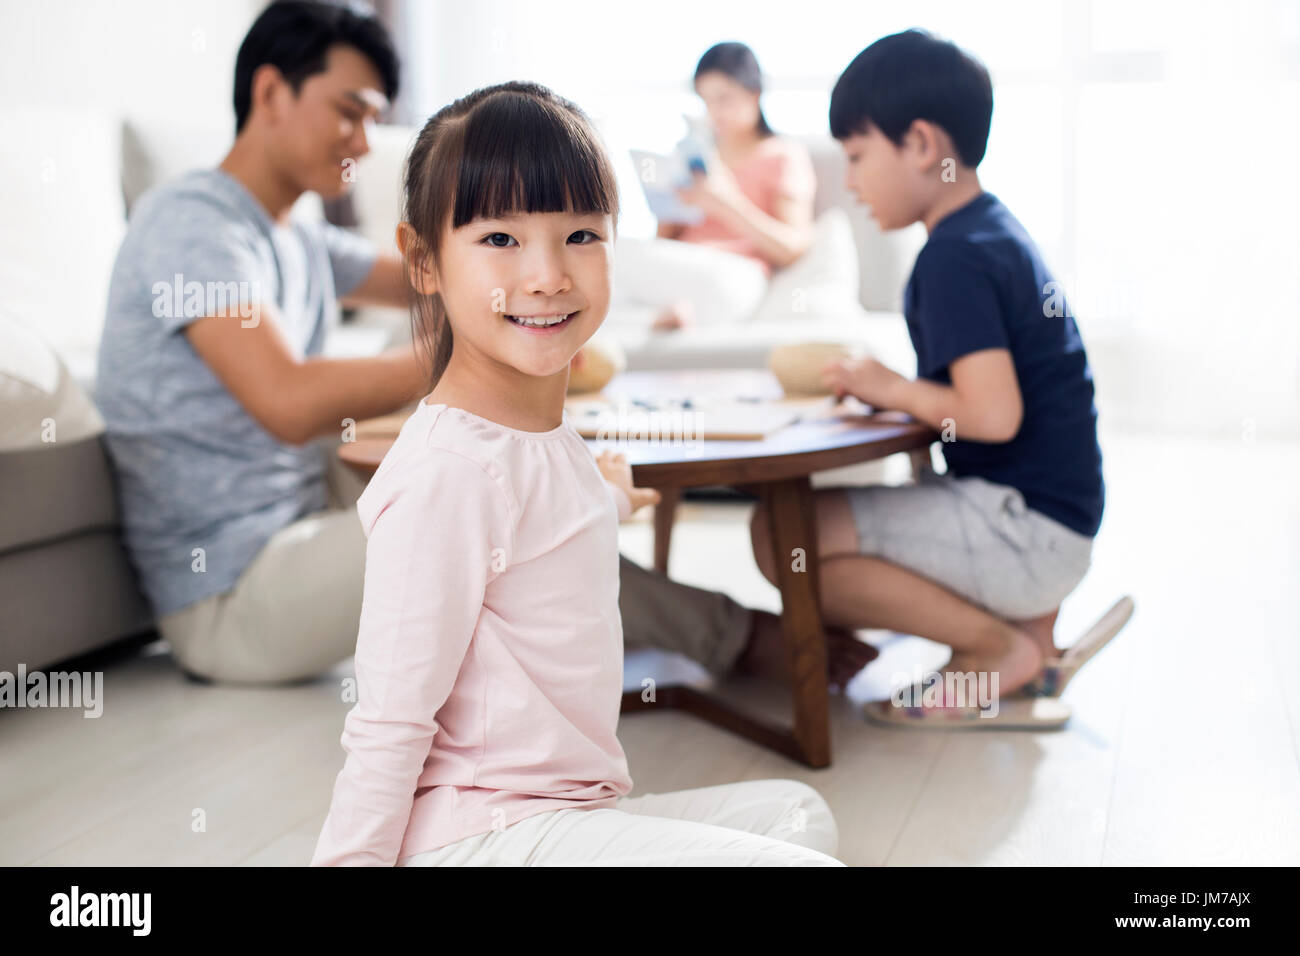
[157,445,752,685]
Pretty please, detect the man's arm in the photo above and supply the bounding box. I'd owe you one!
[184,300,425,446]
[339,251,409,309]
[823,348,1024,443]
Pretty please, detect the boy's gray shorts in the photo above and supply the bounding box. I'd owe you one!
[844,469,1094,620]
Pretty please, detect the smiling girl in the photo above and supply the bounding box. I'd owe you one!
[310,82,841,866]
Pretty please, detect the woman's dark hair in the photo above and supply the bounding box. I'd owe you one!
[402,82,620,389]
[693,41,774,138]
[829,29,993,168]
[233,0,400,133]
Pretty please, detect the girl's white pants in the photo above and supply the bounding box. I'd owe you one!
[396,778,843,866]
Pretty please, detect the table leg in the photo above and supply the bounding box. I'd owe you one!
[762,476,831,768]
[652,487,680,574]
[908,444,935,480]
[621,475,833,768]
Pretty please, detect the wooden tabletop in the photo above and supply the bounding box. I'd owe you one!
[338,369,936,486]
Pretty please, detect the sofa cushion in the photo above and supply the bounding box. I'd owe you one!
[0,311,120,553]
[752,208,860,323]
[0,438,122,556]
[0,310,104,452]
[0,530,153,674]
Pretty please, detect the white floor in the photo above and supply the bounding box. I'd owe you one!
[3,429,1298,866]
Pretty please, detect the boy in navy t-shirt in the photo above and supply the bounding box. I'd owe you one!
[750,29,1107,721]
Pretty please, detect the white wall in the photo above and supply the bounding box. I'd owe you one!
[0,0,265,359]
[0,0,262,124]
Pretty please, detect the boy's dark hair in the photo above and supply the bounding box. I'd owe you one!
[403,81,620,389]
[233,0,400,133]
[694,41,774,137]
[829,29,993,167]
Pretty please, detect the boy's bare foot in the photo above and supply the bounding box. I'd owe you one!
[1012,607,1060,660]
[944,625,1043,698]
[734,609,878,688]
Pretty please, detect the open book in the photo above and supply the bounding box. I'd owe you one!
[628,149,705,225]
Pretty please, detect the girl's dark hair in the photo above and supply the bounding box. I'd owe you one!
[402,81,620,389]
[693,41,774,138]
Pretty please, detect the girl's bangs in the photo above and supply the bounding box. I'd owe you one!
[450,93,618,228]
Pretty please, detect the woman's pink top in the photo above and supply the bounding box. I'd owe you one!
[677,135,817,275]
[311,399,634,866]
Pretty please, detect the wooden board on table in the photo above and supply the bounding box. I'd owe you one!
[565,394,840,441]
[350,394,864,443]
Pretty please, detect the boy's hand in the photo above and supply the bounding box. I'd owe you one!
[821,356,906,408]
[595,450,661,512]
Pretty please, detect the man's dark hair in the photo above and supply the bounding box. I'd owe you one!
[829,29,993,167]
[233,0,400,133]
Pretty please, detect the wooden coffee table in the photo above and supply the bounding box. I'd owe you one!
[338,369,936,768]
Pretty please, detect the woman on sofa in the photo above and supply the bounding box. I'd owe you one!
[616,42,818,331]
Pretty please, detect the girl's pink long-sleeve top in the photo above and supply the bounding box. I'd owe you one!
[311,400,634,866]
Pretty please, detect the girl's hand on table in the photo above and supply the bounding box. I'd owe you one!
[595,450,662,513]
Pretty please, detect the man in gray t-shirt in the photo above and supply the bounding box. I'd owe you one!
[94,3,422,683]
[97,168,380,619]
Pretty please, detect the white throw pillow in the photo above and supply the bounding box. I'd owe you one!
[0,309,105,452]
[751,208,863,323]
